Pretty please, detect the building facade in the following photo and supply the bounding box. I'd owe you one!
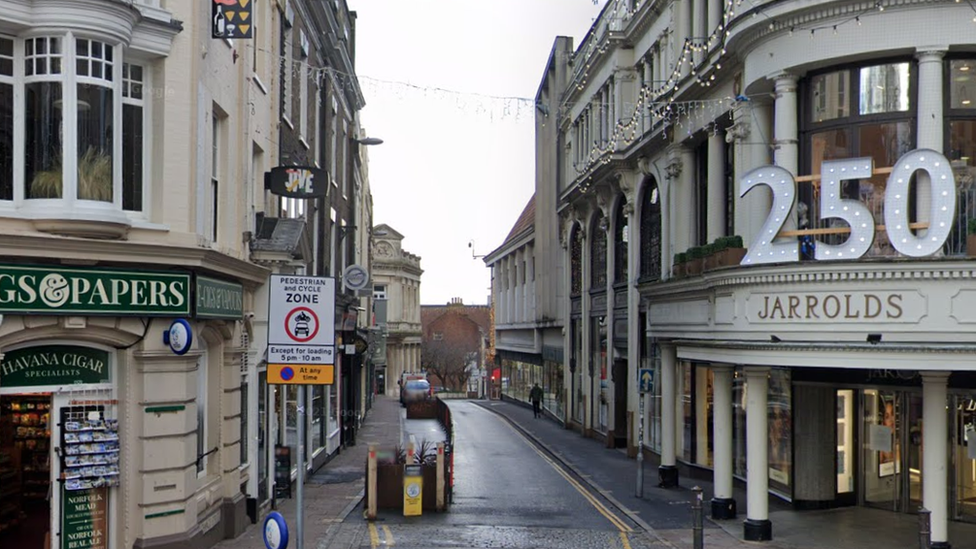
[420,299,490,395]
[500,0,976,546]
[371,224,422,397]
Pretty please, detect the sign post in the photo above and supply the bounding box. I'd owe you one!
[637,368,654,498]
[267,275,336,549]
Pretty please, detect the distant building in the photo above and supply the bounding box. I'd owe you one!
[371,224,422,396]
[421,299,491,395]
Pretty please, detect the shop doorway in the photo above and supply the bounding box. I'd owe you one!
[0,393,53,549]
[953,394,976,522]
[861,389,924,513]
[611,358,628,448]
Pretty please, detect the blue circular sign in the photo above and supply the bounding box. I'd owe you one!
[281,367,295,381]
[263,511,288,549]
[167,319,193,355]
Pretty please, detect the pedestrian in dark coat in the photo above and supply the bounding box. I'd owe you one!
[529,383,544,418]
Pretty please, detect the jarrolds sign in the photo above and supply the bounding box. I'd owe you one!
[747,291,925,323]
[0,265,190,316]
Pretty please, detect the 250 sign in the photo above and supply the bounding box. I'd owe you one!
[741,149,957,265]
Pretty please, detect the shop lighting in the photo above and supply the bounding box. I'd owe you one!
[867,333,882,344]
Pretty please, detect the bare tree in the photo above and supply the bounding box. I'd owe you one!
[421,338,477,391]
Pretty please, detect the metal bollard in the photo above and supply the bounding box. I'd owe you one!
[692,486,704,549]
[918,507,931,549]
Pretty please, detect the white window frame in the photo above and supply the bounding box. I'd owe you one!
[121,61,147,214]
[210,110,221,243]
[299,58,308,146]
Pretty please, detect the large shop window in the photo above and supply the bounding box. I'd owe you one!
[2,34,148,220]
[802,62,916,258]
[732,368,793,496]
[639,182,661,282]
[590,214,607,290]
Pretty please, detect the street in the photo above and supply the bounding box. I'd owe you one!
[320,401,666,549]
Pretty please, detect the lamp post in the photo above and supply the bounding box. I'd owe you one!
[355,137,384,146]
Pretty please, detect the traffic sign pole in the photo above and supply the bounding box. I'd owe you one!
[297,388,305,549]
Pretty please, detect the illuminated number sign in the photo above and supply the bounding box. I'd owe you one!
[740,149,957,265]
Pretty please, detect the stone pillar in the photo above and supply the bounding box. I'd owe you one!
[707,129,727,242]
[659,343,679,487]
[771,72,799,233]
[711,365,736,519]
[675,0,691,79]
[922,371,951,549]
[680,146,697,247]
[660,176,672,279]
[625,197,640,450]
[692,0,706,66]
[708,0,722,41]
[916,49,946,233]
[739,101,773,244]
[744,366,772,541]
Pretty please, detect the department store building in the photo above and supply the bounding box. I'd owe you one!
[539,0,976,546]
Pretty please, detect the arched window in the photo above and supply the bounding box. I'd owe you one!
[590,212,607,290]
[640,180,662,281]
[613,200,628,284]
[570,223,583,297]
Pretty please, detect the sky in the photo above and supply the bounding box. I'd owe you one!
[347,0,607,306]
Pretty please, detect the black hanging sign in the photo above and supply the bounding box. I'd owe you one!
[212,0,253,40]
[265,166,329,199]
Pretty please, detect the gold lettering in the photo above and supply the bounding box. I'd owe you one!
[843,294,860,319]
[758,296,770,319]
[788,296,800,319]
[864,294,882,319]
[887,294,903,319]
[805,295,820,319]
[823,295,841,318]
[770,297,785,319]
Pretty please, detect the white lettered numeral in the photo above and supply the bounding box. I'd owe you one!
[740,166,799,265]
[815,158,876,260]
[884,149,956,257]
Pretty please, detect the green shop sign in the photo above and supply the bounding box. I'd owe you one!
[0,264,190,315]
[195,276,244,319]
[2,346,110,388]
[61,487,108,549]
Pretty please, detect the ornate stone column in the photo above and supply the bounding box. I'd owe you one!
[744,366,772,541]
[659,343,679,487]
[916,49,946,233]
[707,128,727,242]
[771,72,799,234]
[711,365,736,519]
[922,371,951,549]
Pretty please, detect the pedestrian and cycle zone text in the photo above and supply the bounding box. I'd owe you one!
[267,275,336,384]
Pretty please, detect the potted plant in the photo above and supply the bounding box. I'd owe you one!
[672,252,687,278]
[30,148,113,201]
[685,246,706,276]
[968,219,976,257]
[716,235,746,267]
[703,240,724,271]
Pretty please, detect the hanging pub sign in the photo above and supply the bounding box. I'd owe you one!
[265,166,329,199]
[740,149,957,265]
[212,0,253,40]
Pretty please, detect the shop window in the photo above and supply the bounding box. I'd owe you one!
[801,61,916,258]
[947,59,976,256]
[768,369,792,495]
[0,37,11,201]
[312,385,324,452]
[570,224,583,296]
[329,381,338,434]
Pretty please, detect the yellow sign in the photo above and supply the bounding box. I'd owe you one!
[403,465,423,517]
[268,364,334,385]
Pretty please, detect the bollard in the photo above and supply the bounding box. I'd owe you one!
[692,486,704,549]
[366,445,377,520]
[918,507,931,549]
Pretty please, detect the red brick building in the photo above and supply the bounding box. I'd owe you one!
[421,299,491,393]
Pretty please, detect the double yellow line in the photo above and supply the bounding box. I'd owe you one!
[501,419,634,549]
[368,522,394,548]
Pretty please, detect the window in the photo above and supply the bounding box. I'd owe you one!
[240,380,248,465]
[433,332,444,341]
[801,61,916,258]
[613,200,628,284]
[25,37,64,200]
[75,39,114,202]
[210,111,222,242]
[299,55,308,142]
[590,213,607,290]
[570,224,583,296]
[373,284,387,300]
[639,182,662,281]
[0,37,12,201]
[282,28,293,124]
[947,59,976,255]
[122,63,144,211]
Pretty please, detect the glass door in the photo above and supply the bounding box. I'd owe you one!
[863,389,901,511]
[836,390,856,505]
[906,393,924,512]
[955,395,976,521]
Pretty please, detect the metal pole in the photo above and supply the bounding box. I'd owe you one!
[918,507,931,549]
[297,387,305,549]
[692,486,704,549]
[636,391,644,498]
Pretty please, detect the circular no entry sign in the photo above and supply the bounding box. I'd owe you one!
[284,306,319,343]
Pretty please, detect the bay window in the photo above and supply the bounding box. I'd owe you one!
[2,33,149,229]
[947,59,976,256]
[801,61,916,257]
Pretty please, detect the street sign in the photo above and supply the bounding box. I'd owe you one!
[639,368,655,393]
[268,364,334,385]
[268,275,335,369]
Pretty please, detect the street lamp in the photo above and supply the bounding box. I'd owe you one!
[355,137,384,146]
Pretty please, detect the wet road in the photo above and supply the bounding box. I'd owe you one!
[321,401,665,549]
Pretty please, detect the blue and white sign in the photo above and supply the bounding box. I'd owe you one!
[164,318,193,355]
[263,511,289,549]
[639,368,654,394]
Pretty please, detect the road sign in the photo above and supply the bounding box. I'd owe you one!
[268,275,335,367]
[268,364,334,385]
[639,368,655,393]
[403,464,423,516]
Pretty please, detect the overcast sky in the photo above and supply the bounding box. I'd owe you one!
[348,0,606,306]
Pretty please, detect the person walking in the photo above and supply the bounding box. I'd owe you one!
[529,383,544,419]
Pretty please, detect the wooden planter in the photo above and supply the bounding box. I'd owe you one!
[685,258,703,276]
[672,263,685,278]
[371,463,439,510]
[968,234,976,257]
[722,247,747,267]
[406,400,438,419]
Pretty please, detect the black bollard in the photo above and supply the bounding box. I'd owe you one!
[918,507,931,549]
[692,486,704,549]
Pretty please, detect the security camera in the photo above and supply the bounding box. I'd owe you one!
[245,312,256,319]
[468,241,473,248]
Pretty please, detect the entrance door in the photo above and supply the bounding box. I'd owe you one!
[861,389,923,513]
[836,390,856,506]
[612,358,627,448]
